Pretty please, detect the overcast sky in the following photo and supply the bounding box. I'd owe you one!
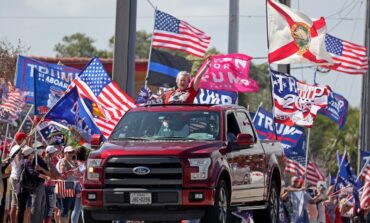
[0,0,367,108]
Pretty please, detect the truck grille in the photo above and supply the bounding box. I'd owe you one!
[104,157,183,188]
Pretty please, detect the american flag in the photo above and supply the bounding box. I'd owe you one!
[361,182,370,208]
[152,10,211,58]
[0,89,25,119]
[325,34,368,75]
[360,163,370,182]
[306,160,326,186]
[72,58,136,138]
[56,180,75,198]
[284,158,305,176]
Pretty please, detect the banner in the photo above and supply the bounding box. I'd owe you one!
[253,107,305,149]
[34,69,69,115]
[194,88,237,105]
[15,55,80,103]
[271,69,331,127]
[197,53,259,93]
[318,92,348,129]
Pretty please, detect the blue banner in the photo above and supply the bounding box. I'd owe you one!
[194,88,238,105]
[318,92,348,129]
[15,55,80,104]
[253,107,305,149]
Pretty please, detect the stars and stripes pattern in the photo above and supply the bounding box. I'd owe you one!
[325,34,368,75]
[360,163,370,182]
[361,182,370,208]
[55,181,75,198]
[284,158,305,176]
[152,10,211,58]
[306,160,326,186]
[0,89,25,119]
[71,58,136,138]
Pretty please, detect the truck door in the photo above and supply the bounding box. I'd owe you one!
[228,110,266,203]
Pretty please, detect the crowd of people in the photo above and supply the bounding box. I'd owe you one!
[279,176,370,223]
[0,131,87,223]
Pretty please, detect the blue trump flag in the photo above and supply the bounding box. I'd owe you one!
[194,88,238,105]
[318,92,348,129]
[34,69,67,115]
[337,151,362,189]
[253,107,305,149]
[15,55,80,104]
[45,87,103,143]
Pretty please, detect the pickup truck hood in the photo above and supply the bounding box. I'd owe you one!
[96,140,225,159]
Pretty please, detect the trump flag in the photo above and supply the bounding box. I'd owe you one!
[253,107,304,149]
[271,69,331,127]
[197,54,259,93]
[318,92,348,129]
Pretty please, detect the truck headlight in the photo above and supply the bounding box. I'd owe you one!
[188,158,211,180]
[87,158,102,181]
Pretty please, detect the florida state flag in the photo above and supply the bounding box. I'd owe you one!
[267,0,334,65]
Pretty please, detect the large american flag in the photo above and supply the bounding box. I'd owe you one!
[152,10,211,58]
[71,58,136,138]
[325,34,368,75]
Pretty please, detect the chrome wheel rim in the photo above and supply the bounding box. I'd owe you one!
[218,187,228,223]
[269,187,278,223]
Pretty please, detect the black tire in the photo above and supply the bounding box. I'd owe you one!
[254,181,279,223]
[201,180,230,223]
[82,210,111,223]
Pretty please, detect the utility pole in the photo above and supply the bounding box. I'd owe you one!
[277,0,291,74]
[112,0,137,97]
[228,0,239,53]
[361,0,370,158]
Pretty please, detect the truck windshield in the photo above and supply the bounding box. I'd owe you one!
[110,111,220,141]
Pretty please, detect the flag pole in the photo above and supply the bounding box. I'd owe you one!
[252,102,263,122]
[304,128,311,186]
[336,148,347,182]
[144,7,158,88]
[1,124,10,162]
[265,1,278,140]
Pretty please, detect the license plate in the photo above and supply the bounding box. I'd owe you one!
[130,193,152,205]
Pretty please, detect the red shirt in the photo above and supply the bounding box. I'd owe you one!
[164,81,197,104]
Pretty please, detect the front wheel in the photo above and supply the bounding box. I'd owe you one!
[254,181,279,223]
[201,179,230,223]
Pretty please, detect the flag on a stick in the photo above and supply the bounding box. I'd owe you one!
[152,10,211,58]
[147,48,193,87]
[325,34,368,75]
[271,69,331,127]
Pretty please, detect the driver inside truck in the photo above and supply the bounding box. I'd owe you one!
[158,115,189,137]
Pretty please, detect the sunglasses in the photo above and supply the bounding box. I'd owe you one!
[66,151,75,154]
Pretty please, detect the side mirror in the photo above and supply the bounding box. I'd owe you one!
[236,133,254,146]
[90,134,103,149]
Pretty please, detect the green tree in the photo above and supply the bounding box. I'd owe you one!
[310,107,360,174]
[238,63,272,111]
[54,33,109,58]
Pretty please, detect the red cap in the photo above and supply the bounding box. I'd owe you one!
[297,178,304,187]
[15,132,28,141]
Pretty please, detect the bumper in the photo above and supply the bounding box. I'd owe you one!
[84,207,205,221]
[82,188,215,209]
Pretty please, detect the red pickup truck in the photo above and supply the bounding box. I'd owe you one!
[82,104,285,223]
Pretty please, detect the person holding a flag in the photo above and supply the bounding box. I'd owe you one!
[164,58,210,104]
